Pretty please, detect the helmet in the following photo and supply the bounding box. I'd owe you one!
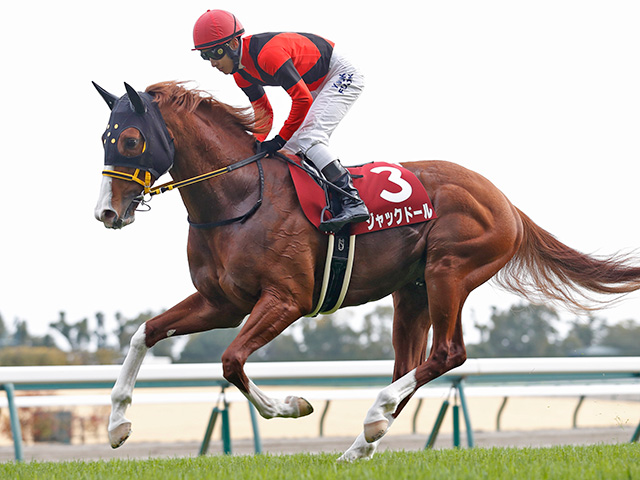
[193,10,244,50]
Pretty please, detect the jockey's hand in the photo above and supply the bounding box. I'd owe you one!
[258,135,286,155]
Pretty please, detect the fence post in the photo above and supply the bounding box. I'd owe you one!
[220,397,232,455]
[248,402,262,453]
[452,404,460,447]
[496,397,508,431]
[412,398,424,434]
[425,399,449,449]
[319,400,331,437]
[199,406,220,456]
[573,395,585,429]
[631,421,640,443]
[456,379,474,447]
[3,383,23,462]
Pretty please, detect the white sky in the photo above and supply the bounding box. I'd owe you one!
[1,1,639,345]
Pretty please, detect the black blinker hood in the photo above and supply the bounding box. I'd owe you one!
[97,82,175,179]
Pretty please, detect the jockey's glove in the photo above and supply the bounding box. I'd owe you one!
[258,135,286,155]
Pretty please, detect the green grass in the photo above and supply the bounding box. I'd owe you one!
[2,444,638,480]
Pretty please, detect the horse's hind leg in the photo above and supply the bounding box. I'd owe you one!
[341,273,471,462]
[339,282,431,462]
[341,227,519,460]
[108,292,244,448]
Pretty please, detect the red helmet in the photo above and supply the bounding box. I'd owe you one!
[193,10,244,50]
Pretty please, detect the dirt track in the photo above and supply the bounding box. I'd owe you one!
[1,427,635,463]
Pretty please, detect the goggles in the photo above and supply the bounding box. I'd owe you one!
[200,45,227,61]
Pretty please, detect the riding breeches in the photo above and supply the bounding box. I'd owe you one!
[283,50,365,170]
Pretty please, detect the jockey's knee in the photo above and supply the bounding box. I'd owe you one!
[301,141,337,171]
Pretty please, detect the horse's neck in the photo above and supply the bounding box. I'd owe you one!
[159,103,260,225]
[170,139,258,226]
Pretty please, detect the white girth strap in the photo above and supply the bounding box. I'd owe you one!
[306,234,356,317]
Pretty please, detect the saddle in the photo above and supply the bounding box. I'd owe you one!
[283,155,437,316]
[286,156,436,235]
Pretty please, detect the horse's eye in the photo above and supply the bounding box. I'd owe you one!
[125,138,140,149]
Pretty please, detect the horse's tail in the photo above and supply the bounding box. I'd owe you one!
[493,208,640,312]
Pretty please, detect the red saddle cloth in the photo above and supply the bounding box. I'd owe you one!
[288,160,437,235]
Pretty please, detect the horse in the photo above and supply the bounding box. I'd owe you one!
[93,80,640,461]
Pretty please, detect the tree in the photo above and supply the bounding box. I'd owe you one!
[559,315,605,355]
[49,312,90,351]
[114,311,155,354]
[13,319,31,346]
[0,312,7,339]
[599,319,640,355]
[299,316,362,360]
[358,305,394,360]
[252,333,304,362]
[177,329,239,363]
[468,303,560,357]
[95,312,108,350]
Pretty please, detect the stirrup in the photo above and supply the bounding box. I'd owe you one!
[320,204,369,233]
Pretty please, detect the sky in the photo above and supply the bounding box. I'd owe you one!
[1,1,639,347]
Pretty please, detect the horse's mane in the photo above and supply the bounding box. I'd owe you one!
[145,81,269,136]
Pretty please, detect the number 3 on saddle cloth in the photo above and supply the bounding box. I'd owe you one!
[287,159,437,316]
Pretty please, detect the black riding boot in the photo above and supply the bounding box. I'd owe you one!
[320,160,370,233]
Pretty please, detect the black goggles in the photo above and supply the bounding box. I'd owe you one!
[200,45,227,61]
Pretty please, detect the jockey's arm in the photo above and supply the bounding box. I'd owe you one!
[270,58,313,142]
[237,82,273,142]
[235,51,314,144]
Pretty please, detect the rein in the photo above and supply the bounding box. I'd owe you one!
[102,151,268,229]
[102,150,357,229]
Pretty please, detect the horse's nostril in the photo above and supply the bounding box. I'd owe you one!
[101,209,117,223]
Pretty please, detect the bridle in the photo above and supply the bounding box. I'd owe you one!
[102,151,268,228]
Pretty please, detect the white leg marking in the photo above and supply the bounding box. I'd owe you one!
[242,380,313,419]
[356,369,418,444]
[365,369,417,426]
[339,371,417,461]
[108,323,148,447]
[338,418,396,462]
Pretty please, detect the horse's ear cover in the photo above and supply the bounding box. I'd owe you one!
[92,81,118,110]
[98,83,175,178]
[124,82,147,114]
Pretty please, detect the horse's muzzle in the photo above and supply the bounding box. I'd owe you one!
[96,207,135,229]
[94,176,139,229]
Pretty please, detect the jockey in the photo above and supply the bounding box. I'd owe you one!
[192,9,370,233]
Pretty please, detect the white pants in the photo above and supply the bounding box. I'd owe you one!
[283,50,365,170]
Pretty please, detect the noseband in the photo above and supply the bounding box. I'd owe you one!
[103,151,268,228]
[102,168,153,192]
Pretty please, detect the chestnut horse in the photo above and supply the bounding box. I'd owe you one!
[94,81,640,461]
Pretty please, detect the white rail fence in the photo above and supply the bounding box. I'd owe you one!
[1,357,639,461]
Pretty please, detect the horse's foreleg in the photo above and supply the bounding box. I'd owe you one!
[108,323,147,448]
[108,292,244,448]
[221,292,313,419]
[243,379,313,419]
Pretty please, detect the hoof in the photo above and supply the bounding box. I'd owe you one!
[285,396,314,417]
[109,422,132,449]
[364,419,388,443]
[297,397,314,417]
[338,432,377,462]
